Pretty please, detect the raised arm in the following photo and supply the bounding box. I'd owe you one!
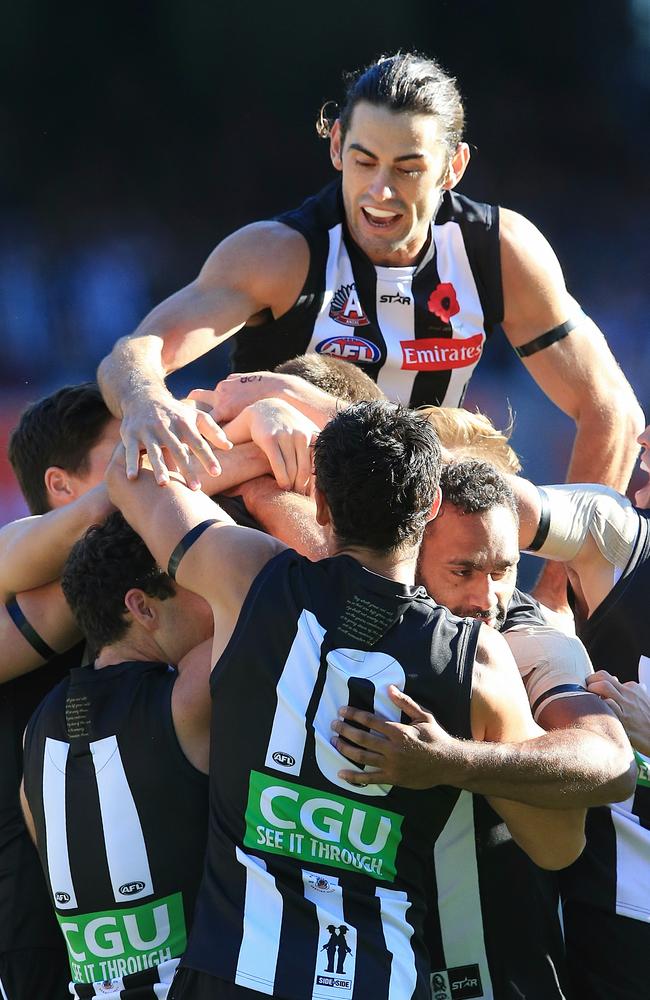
[97,222,309,486]
[106,446,285,650]
[500,208,643,492]
[0,582,81,683]
[0,484,113,600]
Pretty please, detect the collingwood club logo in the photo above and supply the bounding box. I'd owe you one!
[329,282,369,327]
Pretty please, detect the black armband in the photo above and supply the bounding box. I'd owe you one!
[6,598,56,660]
[513,313,584,359]
[527,486,551,552]
[167,519,218,580]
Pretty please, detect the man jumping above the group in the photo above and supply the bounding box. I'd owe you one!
[97,54,641,568]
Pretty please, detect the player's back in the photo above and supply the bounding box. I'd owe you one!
[23,659,209,1000]
[184,549,479,1000]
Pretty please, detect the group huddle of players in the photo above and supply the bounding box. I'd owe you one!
[1,50,648,1000]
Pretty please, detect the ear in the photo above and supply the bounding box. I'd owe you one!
[425,486,442,524]
[124,589,158,632]
[442,142,471,190]
[44,466,75,508]
[314,485,331,528]
[330,119,343,172]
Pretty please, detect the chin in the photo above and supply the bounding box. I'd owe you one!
[634,483,650,509]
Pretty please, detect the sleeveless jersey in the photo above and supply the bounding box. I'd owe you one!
[183,550,479,1000]
[230,180,503,408]
[423,590,568,1000]
[23,660,209,1000]
[561,507,650,925]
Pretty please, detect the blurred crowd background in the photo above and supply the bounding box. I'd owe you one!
[1,0,649,589]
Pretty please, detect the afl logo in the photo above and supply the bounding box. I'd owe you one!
[119,880,146,896]
[272,751,296,767]
[316,336,380,365]
[55,891,71,904]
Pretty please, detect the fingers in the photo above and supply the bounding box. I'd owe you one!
[187,388,217,411]
[124,434,143,481]
[586,679,620,701]
[604,698,624,721]
[337,767,387,787]
[387,684,431,723]
[331,732,384,768]
[295,435,314,495]
[195,410,233,452]
[331,718,388,752]
[337,705,392,736]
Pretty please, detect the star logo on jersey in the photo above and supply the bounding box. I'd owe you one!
[427,282,460,324]
[329,282,370,326]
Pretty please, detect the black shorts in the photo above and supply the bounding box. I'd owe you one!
[169,968,282,999]
[0,948,70,1000]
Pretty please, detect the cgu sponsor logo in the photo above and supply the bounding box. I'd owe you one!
[316,335,380,365]
[57,891,186,987]
[329,282,370,327]
[243,770,403,881]
[400,333,485,372]
[272,751,296,768]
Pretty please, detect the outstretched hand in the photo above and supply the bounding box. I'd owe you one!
[331,684,456,789]
[120,393,232,489]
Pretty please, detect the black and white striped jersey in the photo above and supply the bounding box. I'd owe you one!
[183,549,479,1000]
[561,507,650,926]
[230,180,502,407]
[23,660,209,1000]
[422,591,569,1000]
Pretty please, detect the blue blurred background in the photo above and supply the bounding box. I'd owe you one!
[1,0,649,589]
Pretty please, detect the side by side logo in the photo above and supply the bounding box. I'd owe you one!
[400,333,484,372]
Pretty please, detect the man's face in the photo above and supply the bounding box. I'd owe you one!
[635,424,650,508]
[417,503,519,629]
[332,102,453,266]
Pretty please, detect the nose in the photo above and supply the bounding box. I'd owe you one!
[468,574,498,614]
[367,169,395,202]
[637,424,650,448]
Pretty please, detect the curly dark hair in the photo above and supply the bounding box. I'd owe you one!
[314,400,441,553]
[8,383,112,514]
[440,460,518,519]
[62,511,175,655]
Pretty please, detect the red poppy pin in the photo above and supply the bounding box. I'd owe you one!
[427,282,460,324]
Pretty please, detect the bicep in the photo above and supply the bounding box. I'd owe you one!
[471,625,542,743]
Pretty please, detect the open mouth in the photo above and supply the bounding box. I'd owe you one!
[361,206,402,228]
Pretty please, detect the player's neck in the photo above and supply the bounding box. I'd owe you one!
[94,630,167,669]
[333,543,418,586]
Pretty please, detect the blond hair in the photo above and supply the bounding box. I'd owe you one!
[419,405,521,474]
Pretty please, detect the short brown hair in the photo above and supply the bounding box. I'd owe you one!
[274,354,386,404]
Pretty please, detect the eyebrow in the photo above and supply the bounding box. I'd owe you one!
[447,558,518,570]
[348,142,425,163]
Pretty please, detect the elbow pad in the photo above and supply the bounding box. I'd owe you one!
[503,624,593,722]
[529,483,639,569]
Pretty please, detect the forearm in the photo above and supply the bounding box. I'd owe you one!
[0,485,113,598]
[567,393,643,493]
[98,334,170,418]
[444,726,631,807]
[239,477,328,558]
[198,442,270,497]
